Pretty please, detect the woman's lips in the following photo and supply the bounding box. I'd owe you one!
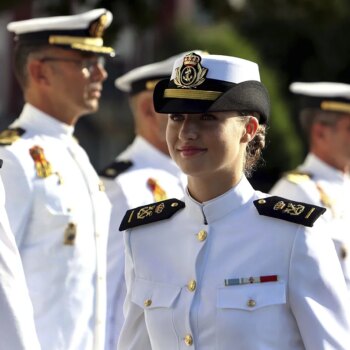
[178,146,206,157]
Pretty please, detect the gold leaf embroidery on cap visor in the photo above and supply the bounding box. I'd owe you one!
[321,101,350,114]
[164,89,222,100]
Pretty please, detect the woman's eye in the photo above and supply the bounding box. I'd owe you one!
[169,114,184,121]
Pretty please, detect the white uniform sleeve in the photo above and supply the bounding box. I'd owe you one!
[0,149,33,246]
[289,224,350,350]
[105,181,130,350]
[0,176,41,350]
[117,230,152,350]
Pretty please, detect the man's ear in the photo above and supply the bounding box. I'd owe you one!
[241,116,259,142]
[139,93,156,119]
[27,60,50,86]
[312,123,327,141]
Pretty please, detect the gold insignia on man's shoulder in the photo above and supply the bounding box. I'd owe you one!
[99,160,133,178]
[0,128,25,145]
[174,52,208,89]
[285,170,312,184]
[254,195,326,227]
[119,198,185,231]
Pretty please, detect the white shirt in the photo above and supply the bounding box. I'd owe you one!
[0,174,41,350]
[101,136,186,350]
[118,176,350,350]
[270,153,350,291]
[0,103,111,350]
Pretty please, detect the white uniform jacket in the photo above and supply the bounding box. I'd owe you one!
[101,136,186,350]
[0,104,111,350]
[118,176,350,350]
[270,153,350,291]
[0,175,41,350]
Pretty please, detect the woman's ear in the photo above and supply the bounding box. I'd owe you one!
[241,116,259,142]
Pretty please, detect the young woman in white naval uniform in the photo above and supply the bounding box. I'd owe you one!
[117,52,350,350]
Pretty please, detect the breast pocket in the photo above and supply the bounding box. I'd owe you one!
[131,278,181,342]
[40,175,72,215]
[216,282,287,346]
[26,176,74,246]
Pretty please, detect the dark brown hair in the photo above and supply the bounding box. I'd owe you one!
[239,112,267,177]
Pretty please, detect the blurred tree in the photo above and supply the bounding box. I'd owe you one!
[200,0,350,82]
[197,0,350,186]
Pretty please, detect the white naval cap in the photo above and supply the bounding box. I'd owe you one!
[153,52,270,123]
[115,50,208,95]
[170,54,261,83]
[290,82,350,114]
[7,8,115,56]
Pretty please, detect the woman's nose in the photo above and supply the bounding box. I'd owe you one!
[179,118,198,140]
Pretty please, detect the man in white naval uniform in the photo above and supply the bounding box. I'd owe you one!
[270,82,350,294]
[0,9,114,350]
[0,167,41,350]
[100,53,191,350]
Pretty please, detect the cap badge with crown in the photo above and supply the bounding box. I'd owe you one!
[174,52,208,89]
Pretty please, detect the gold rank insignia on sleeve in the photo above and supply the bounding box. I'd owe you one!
[285,170,312,184]
[253,196,326,227]
[29,145,53,178]
[119,198,185,231]
[0,127,25,145]
[98,160,133,178]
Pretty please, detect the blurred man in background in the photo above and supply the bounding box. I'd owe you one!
[0,9,114,350]
[99,52,200,350]
[270,82,350,294]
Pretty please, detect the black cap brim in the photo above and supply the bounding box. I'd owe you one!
[153,79,270,124]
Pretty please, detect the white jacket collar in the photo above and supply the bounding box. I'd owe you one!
[11,103,74,139]
[184,176,257,224]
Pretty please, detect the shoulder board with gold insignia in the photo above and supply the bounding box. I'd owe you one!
[284,170,313,184]
[254,196,326,227]
[99,160,133,178]
[119,198,185,231]
[0,128,25,146]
